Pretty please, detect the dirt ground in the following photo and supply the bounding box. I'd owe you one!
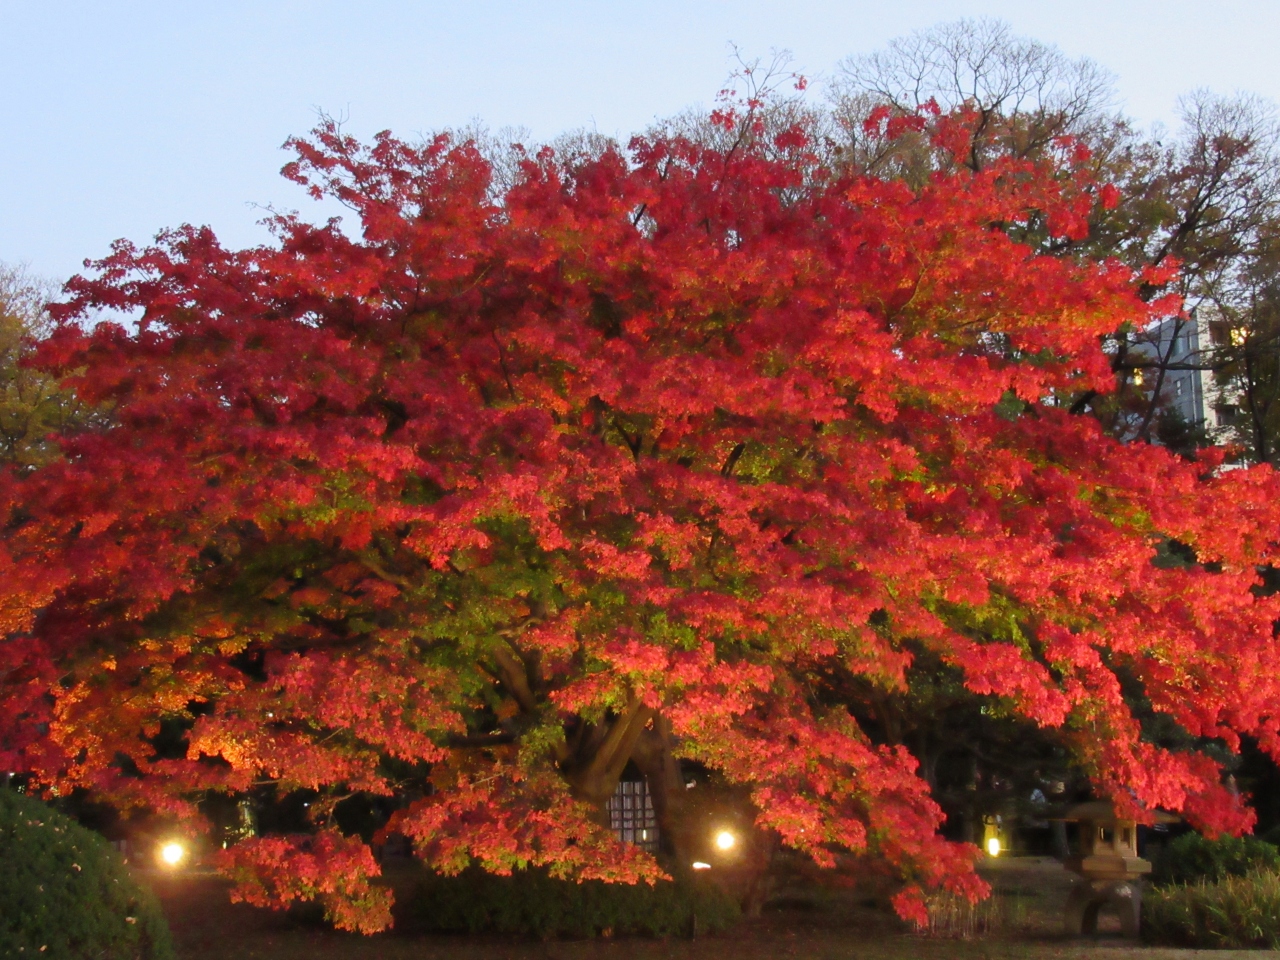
[149,857,1267,960]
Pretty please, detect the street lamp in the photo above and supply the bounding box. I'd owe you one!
[714,829,736,851]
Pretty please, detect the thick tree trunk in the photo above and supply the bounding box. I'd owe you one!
[631,714,694,864]
[561,695,654,821]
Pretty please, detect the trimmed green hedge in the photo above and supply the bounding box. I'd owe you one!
[412,866,740,938]
[0,789,173,960]
[1152,831,1280,886]
[1145,870,1280,949]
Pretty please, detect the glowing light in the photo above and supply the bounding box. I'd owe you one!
[986,837,1001,857]
[692,861,711,870]
[714,830,736,851]
[159,842,185,867]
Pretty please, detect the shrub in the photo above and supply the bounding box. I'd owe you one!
[1144,870,1280,949]
[1152,831,1280,886]
[0,788,174,960]
[412,866,740,938]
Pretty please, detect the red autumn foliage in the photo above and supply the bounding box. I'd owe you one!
[218,829,392,934]
[4,108,1280,931]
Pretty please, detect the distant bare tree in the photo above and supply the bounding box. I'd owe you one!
[1102,92,1280,443]
[830,18,1116,172]
[1156,91,1280,292]
[647,48,822,159]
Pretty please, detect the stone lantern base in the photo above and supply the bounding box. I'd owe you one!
[1063,878,1142,937]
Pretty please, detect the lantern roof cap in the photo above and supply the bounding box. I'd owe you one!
[1053,799,1179,823]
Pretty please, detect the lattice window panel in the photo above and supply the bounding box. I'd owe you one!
[607,779,658,852]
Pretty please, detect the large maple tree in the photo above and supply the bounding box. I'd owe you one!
[4,109,1280,930]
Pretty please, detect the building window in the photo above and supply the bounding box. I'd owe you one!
[607,779,659,852]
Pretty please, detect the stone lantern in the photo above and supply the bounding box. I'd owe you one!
[1058,800,1177,937]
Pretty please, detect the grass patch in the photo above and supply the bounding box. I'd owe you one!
[1144,868,1280,949]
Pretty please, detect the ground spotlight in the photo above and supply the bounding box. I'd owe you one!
[159,841,185,867]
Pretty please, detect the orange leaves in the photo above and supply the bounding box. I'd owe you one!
[601,636,669,675]
[943,637,1073,728]
[519,609,581,658]
[388,765,665,884]
[270,650,458,762]
[579,538,652,581]
[216,830,393,934]
[891,887,931,928]
[185,648,460,788]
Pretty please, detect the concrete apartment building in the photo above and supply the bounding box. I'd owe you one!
[1129,306,1243,445]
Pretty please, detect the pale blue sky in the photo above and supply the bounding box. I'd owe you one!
[4,0,1279,284]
